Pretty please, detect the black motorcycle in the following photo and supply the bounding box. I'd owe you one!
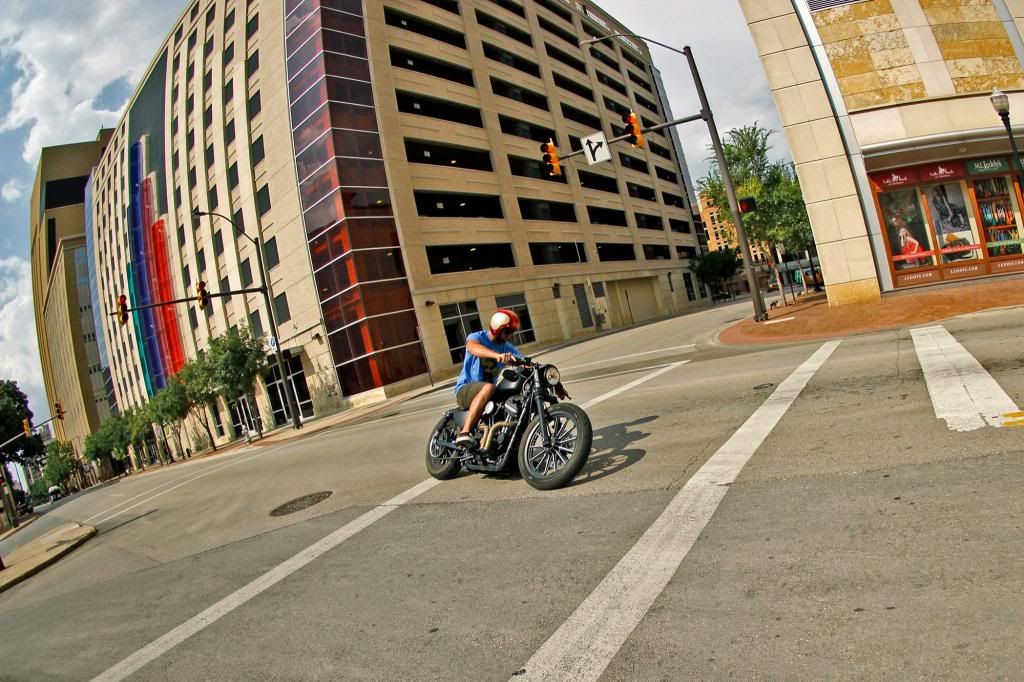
[425,359,593,490]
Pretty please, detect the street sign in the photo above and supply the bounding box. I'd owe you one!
[581,131,611,166]
[268,336,278,352]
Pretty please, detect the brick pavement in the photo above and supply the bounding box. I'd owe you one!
[720,277,1024,345]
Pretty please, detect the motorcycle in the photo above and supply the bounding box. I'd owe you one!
[425,358,593,490]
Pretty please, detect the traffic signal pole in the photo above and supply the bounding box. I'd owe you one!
[579,35,768,322]
[0,411,63,532]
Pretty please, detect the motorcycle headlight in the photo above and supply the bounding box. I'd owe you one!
[542,365,561,386]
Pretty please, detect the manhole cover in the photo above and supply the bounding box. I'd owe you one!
[270,491,333,517]
[754,383,775,390]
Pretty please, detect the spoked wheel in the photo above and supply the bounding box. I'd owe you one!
[425,415,463,480]
[517,403,593,490]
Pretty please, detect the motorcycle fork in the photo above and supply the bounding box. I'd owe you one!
[533,389,553,447]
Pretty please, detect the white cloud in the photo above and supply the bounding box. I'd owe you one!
[0,0,186,163]
[0,256,46,419]
[1,178,24,202]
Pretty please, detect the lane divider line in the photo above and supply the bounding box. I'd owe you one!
[91,362,689,682]
[910,325,1018,432]
[561,345,696,372]
[513,341,841,682]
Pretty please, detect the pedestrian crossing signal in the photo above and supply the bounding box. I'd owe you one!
[622,112,644,148]
[540,140,561,176]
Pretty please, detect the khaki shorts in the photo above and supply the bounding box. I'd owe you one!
[456,382,489,410]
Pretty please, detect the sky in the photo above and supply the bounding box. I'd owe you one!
[0,0,788,423]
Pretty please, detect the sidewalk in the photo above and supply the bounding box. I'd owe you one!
[0,523,95,593]
[720,277,1024,345]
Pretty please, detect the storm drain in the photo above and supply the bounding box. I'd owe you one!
[270,491,333,517]
[754,383,775,390]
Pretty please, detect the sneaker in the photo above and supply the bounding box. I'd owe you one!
[455,432,475,449]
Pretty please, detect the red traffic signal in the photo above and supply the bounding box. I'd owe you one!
[738,197,758,214]
[539,139,561,176]
[622,111,644,148]
[117,294,129,327]
[196,281,210,310]
[54,401,65,421]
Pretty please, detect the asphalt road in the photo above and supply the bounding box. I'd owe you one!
[1,300,1022,680]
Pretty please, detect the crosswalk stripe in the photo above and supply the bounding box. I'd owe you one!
[512,341,841,682]
[910,326,1018,432]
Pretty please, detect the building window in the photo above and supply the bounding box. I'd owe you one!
[546,43,587,74]
[396,91,483,127]
[213,229,224,255]
[620,154,649,174]
[486,0,526,18]
[597,242,636,261]
[182,265,191,288]
[404,139,493,172]
[441,300,482,364]
[273,292,290,323]
[663,192,685,208]
[643,243,671,260]
[205,143,215,167]
[225,120,236,145]
[683,272,697,301]
[529,242,587,265]
[589,46,620,70]
[627,182,656,201]
[498,115,556,144]
[256,184,271,216]
[228,162,239,189]
[508,155,567,183]
[635,213,663,230]
[246,14,259,39]
[475,9,532,46]
[224,8,235,30]
[491,77,548,110]
[384,7,466,49]
[537,0,572,21]
[538,16,575,46]
[248,91,261,118]
[482,42,540,78]
[427,243,516,274]
[246,50,260,79]
[249,310,264,338]
[390,47,473,86]
[197,248,207,272]
[263,236,279,269]
[519,198,576,222]
[415,192,503,218]
[251,135,265,165]
[204,37,214,58]
[240,258,253,287]
[223,43,235,67]
[186,94,195,114]
[552,73,593,101]
[189,306,199,330]
[578,170,619,194]
[670,218,692,233]
[188,166,197,188]
[208,186,219,211]
[656,166,679,184]
[422,0,460,13]
[596,70,627,95]
[588,206,628,226]
[560,103,601,128]
[495,292,535,344]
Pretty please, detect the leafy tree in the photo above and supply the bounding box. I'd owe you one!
[206,327,268,437]
[28,479,48,505]
[178,356,219,452]
[150,378,190,459]
[0,379,45,465]
[698,123,820,290]
[691,247,743,297]
[43,440,77,490]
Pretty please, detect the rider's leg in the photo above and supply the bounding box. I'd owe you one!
[458,382,494,444]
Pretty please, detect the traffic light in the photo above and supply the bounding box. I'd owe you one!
[54,401,65,421]
[196,281,210,310]
[738,197,758,214]
[117,294,129,327]
[622,111,644,148]
[540,139,561,176]
[22,419,31,437]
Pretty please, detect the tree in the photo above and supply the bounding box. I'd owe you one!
[698,123,818,292]
[206,327,268,437]
[691,247,743,298]
[43,440,77,490]
[177,356,219,452]
[150,378,190,459]
[0,379,45,465]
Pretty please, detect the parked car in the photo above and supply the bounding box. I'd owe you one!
[12,489,33,516]
[47,486,63,503]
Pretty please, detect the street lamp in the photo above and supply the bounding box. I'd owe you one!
[192,208,302,430]
[991,88,1024,188]
[579,34,768,321]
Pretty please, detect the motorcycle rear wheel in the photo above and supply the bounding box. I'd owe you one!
[518,403,592,490]
[425,415,463,480]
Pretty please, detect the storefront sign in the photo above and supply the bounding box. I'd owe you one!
[919,161,964,182]
[870,167,917,191]
[967,157,1010,176]
[992,257,1024,272]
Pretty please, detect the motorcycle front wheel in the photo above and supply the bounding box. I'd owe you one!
[518,403,593,490]
[425,415,463,480]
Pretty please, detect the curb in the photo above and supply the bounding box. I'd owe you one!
[0,523,96,594]
[0,514,41,544]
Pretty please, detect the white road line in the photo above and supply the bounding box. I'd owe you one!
[560,345,696,372]
[89,454,265,526]
[89,479,442,682]
[91,362,687,682]
[763,316,795,325]
[910,325,1018,432]
[514,340,840,682]
[567,363,673,384]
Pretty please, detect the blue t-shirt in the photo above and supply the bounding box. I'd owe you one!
[454,331,522,393]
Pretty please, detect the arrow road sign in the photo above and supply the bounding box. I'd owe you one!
[581,131,611,165]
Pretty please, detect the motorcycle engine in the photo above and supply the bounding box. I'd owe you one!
[504,397,522,417]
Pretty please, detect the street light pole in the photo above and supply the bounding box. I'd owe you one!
[991,89,1024,189]
[579,34,768,321]
[193,209,302,430]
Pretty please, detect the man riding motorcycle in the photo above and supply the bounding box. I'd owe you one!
[453,309,524,448]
